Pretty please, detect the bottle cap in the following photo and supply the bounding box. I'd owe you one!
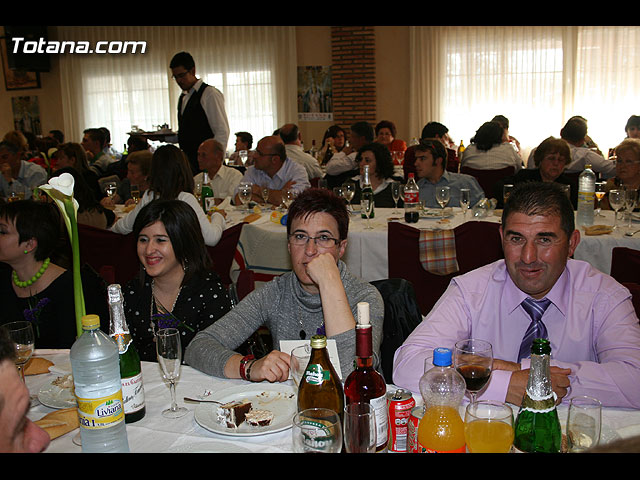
[310,335,327,349]
[81,314,101,329]
[432,347,452,366]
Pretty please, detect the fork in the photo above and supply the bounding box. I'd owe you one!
[183,396,223,405]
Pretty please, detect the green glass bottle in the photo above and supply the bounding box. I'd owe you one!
[201,171,214,213]
[361,164,375,219]
[513,338,562,453]
[108,284,146,423]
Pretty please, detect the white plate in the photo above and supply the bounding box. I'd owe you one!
[194,384,296,437]
[172,441,253,453]
[37,377,77,409]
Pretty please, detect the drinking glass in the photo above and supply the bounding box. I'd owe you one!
[290,344,311,388]
[105,181,117,199]
[261,186,270,205]
[624,188,638,229]
[194,181,202,204]
[361,191,374,230]
[238,149,248,166]
[156,328,188,418]
[130,184,140,204]
[344,402,377,453]
[453,339,493,404]
[342,181,356,212]
[391,182,402,214]
[502,184,514,205]
[332,186,345,203]
[282,188,296,211]
[238,182,253,213]
[435,186,450,219]
[292,408,342,453]
[594,182,606,216]
[5,321,34,382]
[608,189,625,230]
[566,395,602,453]
[460,188,471,219]
[464,400,514,453]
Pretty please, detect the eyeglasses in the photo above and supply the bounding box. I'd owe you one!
[288,233,340,248]
[255,149,275,157]
[615,159,640,166]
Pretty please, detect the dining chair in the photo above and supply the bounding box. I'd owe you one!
[610,247,640,284]
[388,221,504,316]
[206,222,245,287]
[460,166,515,199]
[77,223,139,286]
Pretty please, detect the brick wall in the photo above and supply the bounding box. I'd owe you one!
[331,26,376,127]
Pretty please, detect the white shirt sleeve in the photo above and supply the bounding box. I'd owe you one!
[178,191,225,247]
[325,150,358,175]
[201,86,230,151]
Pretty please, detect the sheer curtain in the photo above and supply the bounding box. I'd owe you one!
[57,26,297,152]
[409,26,640,157]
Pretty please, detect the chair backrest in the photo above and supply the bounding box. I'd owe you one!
[388,221,504,315]
[370,278,423,383]
[611,247,640,284]
[460,166,515,198]
[77,223,139,286]
[206,222,244,286]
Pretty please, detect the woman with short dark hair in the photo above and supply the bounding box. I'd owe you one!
[350,142,403,208]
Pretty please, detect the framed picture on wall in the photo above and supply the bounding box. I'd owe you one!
[0,37,41,91]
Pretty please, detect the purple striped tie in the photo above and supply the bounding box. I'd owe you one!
[518,297,552,362]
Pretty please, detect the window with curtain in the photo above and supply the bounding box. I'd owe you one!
[410,26,640,158]
[57,26,296,153]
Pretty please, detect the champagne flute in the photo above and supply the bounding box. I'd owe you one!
[566,395,602,453]
[238,149,248,166]
[5,321,35,382]
[502,184,514,205]
[624,188,638,229]
[238,182,253,213]
[608,189,625,230]
[130,184,140,204]
[594,182,606,216]
[292,408,342,453]
[344,402,377,453]
[391,182,401,214]
[105,181,117,199]
[435,186,450,219]
[361,191,374,230]
[342,181,356,212]
[460,188,471,220]
[194,181,202,204]
[261,186,270,206]
[156,328,188,418]
[282,188,296,211]
[290,344,312,388]
[464,400,514,453]
[453,339,493,404]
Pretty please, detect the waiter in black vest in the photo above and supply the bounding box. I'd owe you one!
[170,52,230,175]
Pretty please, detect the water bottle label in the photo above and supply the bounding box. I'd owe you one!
[578,191,594,203]
[76,390,125,430]
[121,372,145,414]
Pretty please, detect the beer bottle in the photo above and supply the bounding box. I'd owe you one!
[201,171,214,213]
[297,335,345,423]
[513,338,562,453]
[108,284,146,423]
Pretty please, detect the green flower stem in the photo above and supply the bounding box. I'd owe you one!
[64,198,85,337]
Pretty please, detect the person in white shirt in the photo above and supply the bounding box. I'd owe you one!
[194,138,243,203]
[324,121,374,188]
[460,121,523,172]
[278,123,323,181]
[170,52,230,175]
[0,141,47,200]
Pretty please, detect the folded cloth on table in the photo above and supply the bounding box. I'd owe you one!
[24,357,54,375]
[35,407,79,440]
[419,228,459,275]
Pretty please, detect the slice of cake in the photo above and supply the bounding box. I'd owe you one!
[245,409,274,427]
[216,400,252,428]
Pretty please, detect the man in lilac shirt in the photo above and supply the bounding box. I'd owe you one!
[234,135,310,207]
[393,181,640,408]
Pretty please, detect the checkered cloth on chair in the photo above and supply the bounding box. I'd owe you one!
[418,229,460,275]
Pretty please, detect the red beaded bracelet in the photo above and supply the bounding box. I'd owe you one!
[239,354,255,380]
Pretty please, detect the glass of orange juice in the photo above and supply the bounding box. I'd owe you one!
[464,400,514,453]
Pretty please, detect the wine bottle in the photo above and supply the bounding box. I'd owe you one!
[361,164,375,219]
[513,338,562,453]
[297,335,345,424]
[344,302,388,452]
[201,171,214,213]
[108,284,146,423]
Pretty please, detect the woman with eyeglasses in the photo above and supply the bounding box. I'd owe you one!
[601,138,640,210]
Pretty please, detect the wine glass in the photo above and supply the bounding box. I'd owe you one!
[238,149,248,166]
[282,188,296,211]
[453,339,493,404]
[332,186,345,202]
[5,321,35,382]
[566,395,602,453]
[624,188,638,229]
[460,188,471,220]
[194,181,202,204]
[342,181,356,212]
[156,328,188,418]
[502,184,514,205]
[344,402,377,453]
[261,186,270,206]
[435,186,450,219]
[290,344,311,388]
[361,191,374,230]
[238,182,253,213]
[292,408,342,453]
[105,181,117,199]
[130,184,140,204]
[464,400,514,453]
[608,189,625,230]
[391,182,402,214]
[594,182,606,216]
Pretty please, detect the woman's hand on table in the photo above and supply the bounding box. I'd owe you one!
[249,351,291,383]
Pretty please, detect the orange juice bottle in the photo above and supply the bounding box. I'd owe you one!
[417,347,467,453]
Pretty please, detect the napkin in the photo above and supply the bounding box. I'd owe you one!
[419,228,459,275]
[35,407,79,440]
[24,357,54,376]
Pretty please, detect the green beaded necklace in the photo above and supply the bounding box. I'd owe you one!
[12,258,51,288]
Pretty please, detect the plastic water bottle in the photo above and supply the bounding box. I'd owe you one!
[404,173,420,223]
[577,164,596,227]
[70,314,130,453]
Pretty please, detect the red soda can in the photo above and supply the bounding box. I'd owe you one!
[407,405,425,453]
[387,389,416,453]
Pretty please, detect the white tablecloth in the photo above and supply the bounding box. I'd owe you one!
[26,350,640,453]
[225,206,640,283]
